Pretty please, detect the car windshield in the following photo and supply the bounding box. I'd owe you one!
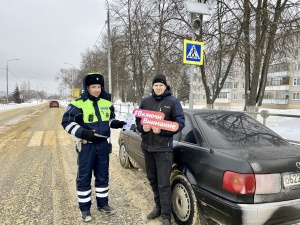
[194,112,289,149]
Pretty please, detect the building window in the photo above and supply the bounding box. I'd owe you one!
[293,78,300,86]
[242,94,245,100]
[264,92,272,99]
[293,92,299,100]
[242,83,245,89]
[295,64,300,71]
[233,93,237,100]
[270,77,287,86]
[233,82,238,89]
[218,93,227,99]
[223,83,231,89]
[264,91,287,100]
[202,95,206,100]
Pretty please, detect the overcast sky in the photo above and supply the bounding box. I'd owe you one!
[0,0,107,95]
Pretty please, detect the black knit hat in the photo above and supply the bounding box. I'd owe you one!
[86,74,104,87]
[152,74,167,86]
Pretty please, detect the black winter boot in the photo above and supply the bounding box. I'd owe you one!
[147,207,161,220]
[162,219,171,225]
[81,211,92,222]
[98,205,115,214]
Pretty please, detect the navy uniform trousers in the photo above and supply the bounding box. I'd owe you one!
[76,140,110,212]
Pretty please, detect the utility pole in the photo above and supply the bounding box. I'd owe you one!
[28,77,35,103]
[6,59,19,104]
[106,0,112,96]
[106,0,113,150]
[184,1,210,109]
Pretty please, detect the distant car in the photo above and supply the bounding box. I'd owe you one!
[118,109,300,225]
[49,100,59,108]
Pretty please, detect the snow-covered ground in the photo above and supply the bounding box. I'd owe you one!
[1,100,299,142]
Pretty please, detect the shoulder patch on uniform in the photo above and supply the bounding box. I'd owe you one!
[66,105,72,112]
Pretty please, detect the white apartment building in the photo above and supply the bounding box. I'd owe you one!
[192,60,300,109]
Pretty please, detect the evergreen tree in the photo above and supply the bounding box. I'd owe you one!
[12,84,22,104]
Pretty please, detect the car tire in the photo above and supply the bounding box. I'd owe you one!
[119,144,130,168]
[171,174,199,225]
[128,156,139,169]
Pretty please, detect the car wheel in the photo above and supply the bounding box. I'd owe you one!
[128,156,139,169]
[171,174,199,225]
[119,144,130,168]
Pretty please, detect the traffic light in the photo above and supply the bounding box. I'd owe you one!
[192,18,201,30]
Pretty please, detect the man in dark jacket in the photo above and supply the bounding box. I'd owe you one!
[136,74,185,225]
[61,73,126,222]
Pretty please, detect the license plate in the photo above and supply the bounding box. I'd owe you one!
[283,173,300,188]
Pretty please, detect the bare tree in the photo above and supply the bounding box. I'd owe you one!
[192,1,243,108]
[55,67,82,94]
[241,0,300,111]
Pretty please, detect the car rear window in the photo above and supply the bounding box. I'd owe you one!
[195,112,289,149]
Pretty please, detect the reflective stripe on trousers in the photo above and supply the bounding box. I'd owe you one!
[76,140,110,211]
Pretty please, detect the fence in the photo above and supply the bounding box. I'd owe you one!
[241,110,300,145]
[114,103,136,116]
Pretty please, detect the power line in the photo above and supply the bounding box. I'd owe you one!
[91,1,128,51]
[92,21,107,51]
[8,69,24,83]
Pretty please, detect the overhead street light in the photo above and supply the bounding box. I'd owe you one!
[6,58,20,104]
[63,61,78,97]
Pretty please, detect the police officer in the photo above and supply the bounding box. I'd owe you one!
[61,73,126,222]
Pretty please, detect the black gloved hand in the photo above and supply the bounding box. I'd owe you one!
[115,120,127,129]
[83,130,96,142]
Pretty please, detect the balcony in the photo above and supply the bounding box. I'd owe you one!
[266,76,290,91]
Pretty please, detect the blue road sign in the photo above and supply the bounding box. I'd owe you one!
[183,39,204,65]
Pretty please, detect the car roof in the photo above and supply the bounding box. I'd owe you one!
[183,108,242,115]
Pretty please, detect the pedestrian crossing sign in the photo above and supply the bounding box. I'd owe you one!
[183,39,204,65]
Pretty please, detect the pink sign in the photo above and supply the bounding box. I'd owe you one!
[132,109,179,132]
[141,117,179,132]
[132,108,165,120]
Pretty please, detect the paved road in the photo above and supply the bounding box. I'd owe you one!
[0,103,177,225]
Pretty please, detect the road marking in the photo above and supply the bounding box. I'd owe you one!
[57,130,72,145]
[27,130,73,147]
[44,131,56,146]
[28,131,44,146]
